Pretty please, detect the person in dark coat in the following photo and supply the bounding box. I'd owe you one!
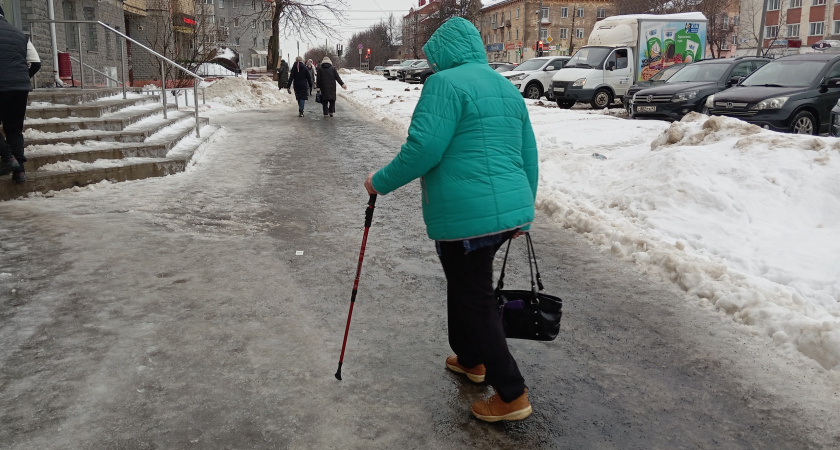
[0,5,39,181]
[286,56,313,117]
[305,59,316,96]
[315,56,346,117]
[277,59,289,90]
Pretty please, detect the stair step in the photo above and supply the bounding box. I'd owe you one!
[27,95,160,119]
[24,117,210,171]
[0,125,220,201]
[25,102,179,133]
[25,111,199,146]
[28,87,147,105]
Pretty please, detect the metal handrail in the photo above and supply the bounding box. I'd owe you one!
[68,55,124,87]
[30,19,205,138]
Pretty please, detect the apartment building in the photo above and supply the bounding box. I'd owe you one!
[741,0,840,56]
[478,0,617,63]
[402,0,441,59]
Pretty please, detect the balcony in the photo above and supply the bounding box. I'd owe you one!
[540,17,551,25]
[505,20,511,27]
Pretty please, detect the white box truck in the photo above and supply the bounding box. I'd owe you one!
[551,13,707,109]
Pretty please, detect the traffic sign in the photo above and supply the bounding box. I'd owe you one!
[546,36,553,43]
[358,44,363,49]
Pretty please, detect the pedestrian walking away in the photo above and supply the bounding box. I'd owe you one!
[315,56,346,117]
[276,58,289,91]
[305,59,316,96]
[287,56,313,117]
[363,17,539,423]
[0,5,40,182]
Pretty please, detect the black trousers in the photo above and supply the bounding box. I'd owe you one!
[438,238,527,403]
[0,91,29,165]
[321,99,336,115]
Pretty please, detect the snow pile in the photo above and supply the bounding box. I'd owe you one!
[203,77,291,110]
[338,70,840,372]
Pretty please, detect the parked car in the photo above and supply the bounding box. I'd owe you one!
[706,53,840,135]
[831,99,840,137]
[373,66,386,74]
[397,60,428,82]
[406,63,435,84]
[489,62,516,70]
[630,56,770,121]
[622,63,690,113]
[493,63,518,73]
[500,56,570,100]
[383,60,421,80]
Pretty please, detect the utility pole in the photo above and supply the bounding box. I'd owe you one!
[756,0,768,56]
[537,0,543,57]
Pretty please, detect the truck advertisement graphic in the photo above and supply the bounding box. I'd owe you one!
[638,21,706,81]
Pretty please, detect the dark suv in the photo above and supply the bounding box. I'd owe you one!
[630,57,770,121]
[623,63,690,113]
[707,53,840,134]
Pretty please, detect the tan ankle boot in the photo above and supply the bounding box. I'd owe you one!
[471,389,532,422]
[445,355,485,383]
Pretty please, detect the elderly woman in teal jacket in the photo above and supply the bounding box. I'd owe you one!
[365,17,538,422]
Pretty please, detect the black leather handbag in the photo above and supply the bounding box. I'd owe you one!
[315,91,322,103]
[495,232,563,341]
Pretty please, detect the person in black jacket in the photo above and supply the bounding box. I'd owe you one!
[0,5,39,181]
[305,59,316,96]
[315,56,346,117]
[276,59,289,90]
[286,56,313,117]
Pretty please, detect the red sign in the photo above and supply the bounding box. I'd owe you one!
[505,43,515,50]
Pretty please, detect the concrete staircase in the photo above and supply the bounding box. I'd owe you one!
[0,87,219,201]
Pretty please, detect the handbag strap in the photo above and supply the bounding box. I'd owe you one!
[496,232,540,296]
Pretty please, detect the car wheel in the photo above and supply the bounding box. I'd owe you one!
[790,111,817,135]
[556,99,575,109]
[525,82,543,100]
[590,88,612,109]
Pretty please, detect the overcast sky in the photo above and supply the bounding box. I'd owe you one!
[290,0,418,53]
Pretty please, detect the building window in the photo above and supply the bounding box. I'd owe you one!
[720,40,729,50]
[219,0,224,8]
[508,30,511,40]
[767,0,780,10]
[835,20,840,34]
[220,17,226,25]
[63,1,78,48]
[732,35,739,45]
[541,7,549,21]
[577,7,584,18]
[559,28,568,39]
[264,20,271,30]
[809,21,824,36]
[576,28,584,38]
[252,0,256,9]
[597,8,606,19]
[561,7,568,18]
[765,25,779,38]
[722,15,729,29]
[235,37,240,45]
[789,0,802,6]
[787,23,800,37]
[812,0,826,5]
[540,28,548,40]
[516,8,519,19]
[516,28,519,39]
[251,19,256,28]
[83,7,98,51]
[234,18,239,27]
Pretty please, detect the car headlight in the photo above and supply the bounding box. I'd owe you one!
[509,73,528,81]
[672,90,698,102]
[752,96,789,110]
[572,78,587,87]
[705,95,715,108]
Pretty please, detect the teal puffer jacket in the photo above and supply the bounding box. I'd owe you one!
[371,17,538,241]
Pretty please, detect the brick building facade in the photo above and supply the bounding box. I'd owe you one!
[478,0,617,63]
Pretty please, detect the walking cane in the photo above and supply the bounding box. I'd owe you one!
[335,193,377,380]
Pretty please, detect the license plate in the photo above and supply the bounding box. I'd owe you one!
[554,88,565,93]
[636,106,656,112]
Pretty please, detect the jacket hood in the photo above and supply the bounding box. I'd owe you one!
[321,62,333,69]
[422,17,486,73]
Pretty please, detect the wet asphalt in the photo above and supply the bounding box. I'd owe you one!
[0,99,838,449]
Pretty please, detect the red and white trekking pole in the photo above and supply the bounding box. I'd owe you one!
[335,194,377,380]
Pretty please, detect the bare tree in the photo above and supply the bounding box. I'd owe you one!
[340,16,402,69]
[702,0,736,58]
[265,0,347,74]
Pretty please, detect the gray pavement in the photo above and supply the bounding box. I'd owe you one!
[1,100,839,449]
